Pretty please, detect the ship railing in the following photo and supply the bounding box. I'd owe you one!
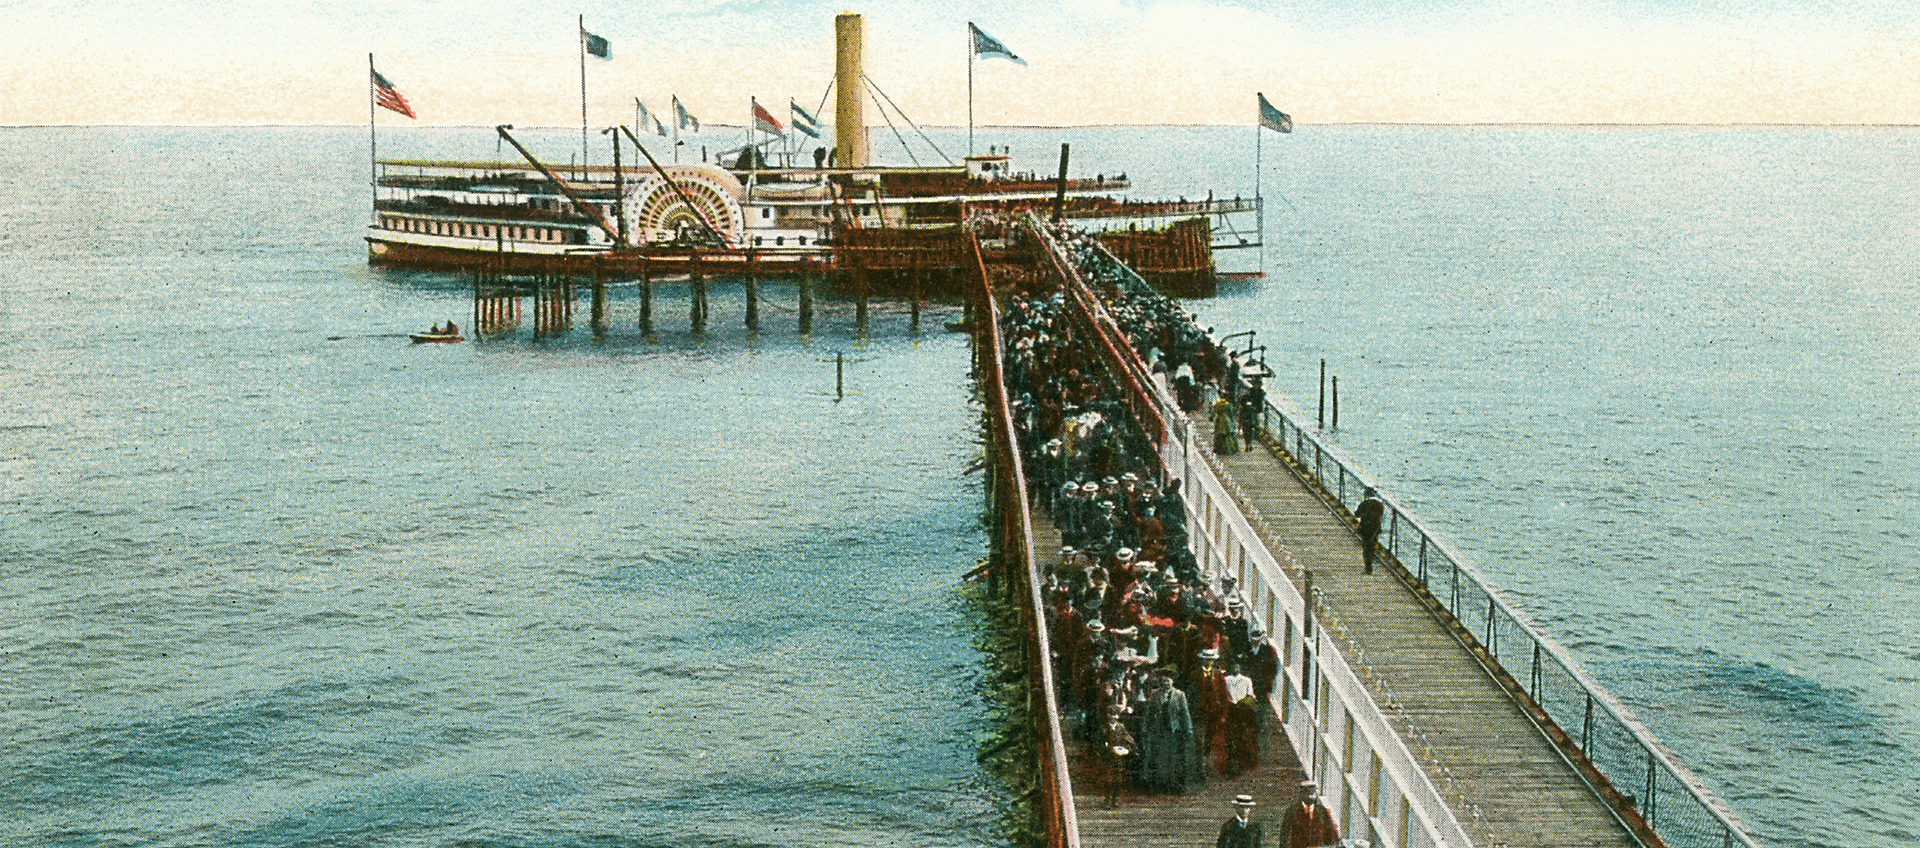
[1070,236,1762,848]
[971,230,1082,848]
[1086,197,1262,217]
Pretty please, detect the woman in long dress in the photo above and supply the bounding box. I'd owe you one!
[1212,394,1240,455]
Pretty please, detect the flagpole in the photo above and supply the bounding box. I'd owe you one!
[673,96,681,163]
[1256,108,1264,271]
[579,15,590,180]
[369,54,377,226]
[966,25,975,157]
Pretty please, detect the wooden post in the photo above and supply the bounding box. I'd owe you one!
[698,264,714,331]
[1052,143,1070,223]
[472,273,480,336]
[1318,358,1327,428]
[1303,569,1316,640]
[591,266,606,337]
[746,255,760,332]
[910,258,921,333]
[799,277,814,334]
[1332,375,1340,430]
[640,266,653,335]
[533,275,545,336]
[835,351,845,402]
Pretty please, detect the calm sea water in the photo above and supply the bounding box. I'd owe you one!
[2,124,1914,848]
[1164,124,1920,848]
[0,126,998,847]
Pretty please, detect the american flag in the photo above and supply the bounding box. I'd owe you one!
[371,69,416,119]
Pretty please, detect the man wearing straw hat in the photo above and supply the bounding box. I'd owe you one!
[1216,794,1264,848]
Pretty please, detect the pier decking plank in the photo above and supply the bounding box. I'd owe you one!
[1199,417,1638,848]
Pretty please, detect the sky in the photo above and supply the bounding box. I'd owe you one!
[4,0,1920,125]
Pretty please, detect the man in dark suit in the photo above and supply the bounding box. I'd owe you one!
[1216,794,1264,848]
[1283,781,1340,848]
[1356,488,1385,574]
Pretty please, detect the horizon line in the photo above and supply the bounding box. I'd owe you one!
[5,121,1919,130]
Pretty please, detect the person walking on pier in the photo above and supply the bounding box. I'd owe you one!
[1356,488,1385,574]
[1211,394,1240,455]
[1216,795,1265,848]
[1282,782,1340,848]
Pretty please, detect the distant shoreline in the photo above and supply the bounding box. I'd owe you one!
[5,122,1917,130]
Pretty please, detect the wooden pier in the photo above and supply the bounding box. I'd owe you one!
[1190,411,1638,848]
[967,212,1763,848]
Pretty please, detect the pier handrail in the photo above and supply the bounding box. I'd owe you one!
[1077,237,1761,848]
[971,230,1082,848]
[1029,220,1474,848]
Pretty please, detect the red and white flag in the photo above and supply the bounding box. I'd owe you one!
[751,99,784,135]
[371,68,416,119]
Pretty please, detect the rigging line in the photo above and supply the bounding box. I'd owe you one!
[813,79,834,130]
[862,74,953,165]
[866,84,921,167]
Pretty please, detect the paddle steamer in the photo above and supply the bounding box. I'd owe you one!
[364,13,1256,294]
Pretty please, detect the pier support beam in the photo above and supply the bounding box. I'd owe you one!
[1318,358,1326,428]
[910,260,922,333]
[591,266,607,337]
[799,278,814,334]
[698,260,714,333]
[746,256,760,333]
[640,267,654,335]
[532,276,544,337]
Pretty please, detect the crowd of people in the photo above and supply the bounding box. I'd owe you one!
[1058,226,1271,455]
[1000,259,1280,801]
[995,221,1349,846]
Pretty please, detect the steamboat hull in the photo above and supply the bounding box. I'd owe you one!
[366,233,982,296]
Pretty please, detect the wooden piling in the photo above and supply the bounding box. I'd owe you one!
[910,259,922,333]
[640,266,654,335]
[1318,358,1327,428]
[1332,374,1340,429]
[799,277,814,334]
[591,267,606,336]
[698,272,714,335]
[532,276,545,337]
[746,256,760,332]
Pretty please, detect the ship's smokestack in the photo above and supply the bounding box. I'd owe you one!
[834,13,868,168]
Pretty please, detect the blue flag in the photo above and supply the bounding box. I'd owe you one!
[790,100,821,138]
[674,95,700,132]
[584,30,611,59]
[1258,92,1292,133]
[637,100,666,136]
[969,23,1027,66]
